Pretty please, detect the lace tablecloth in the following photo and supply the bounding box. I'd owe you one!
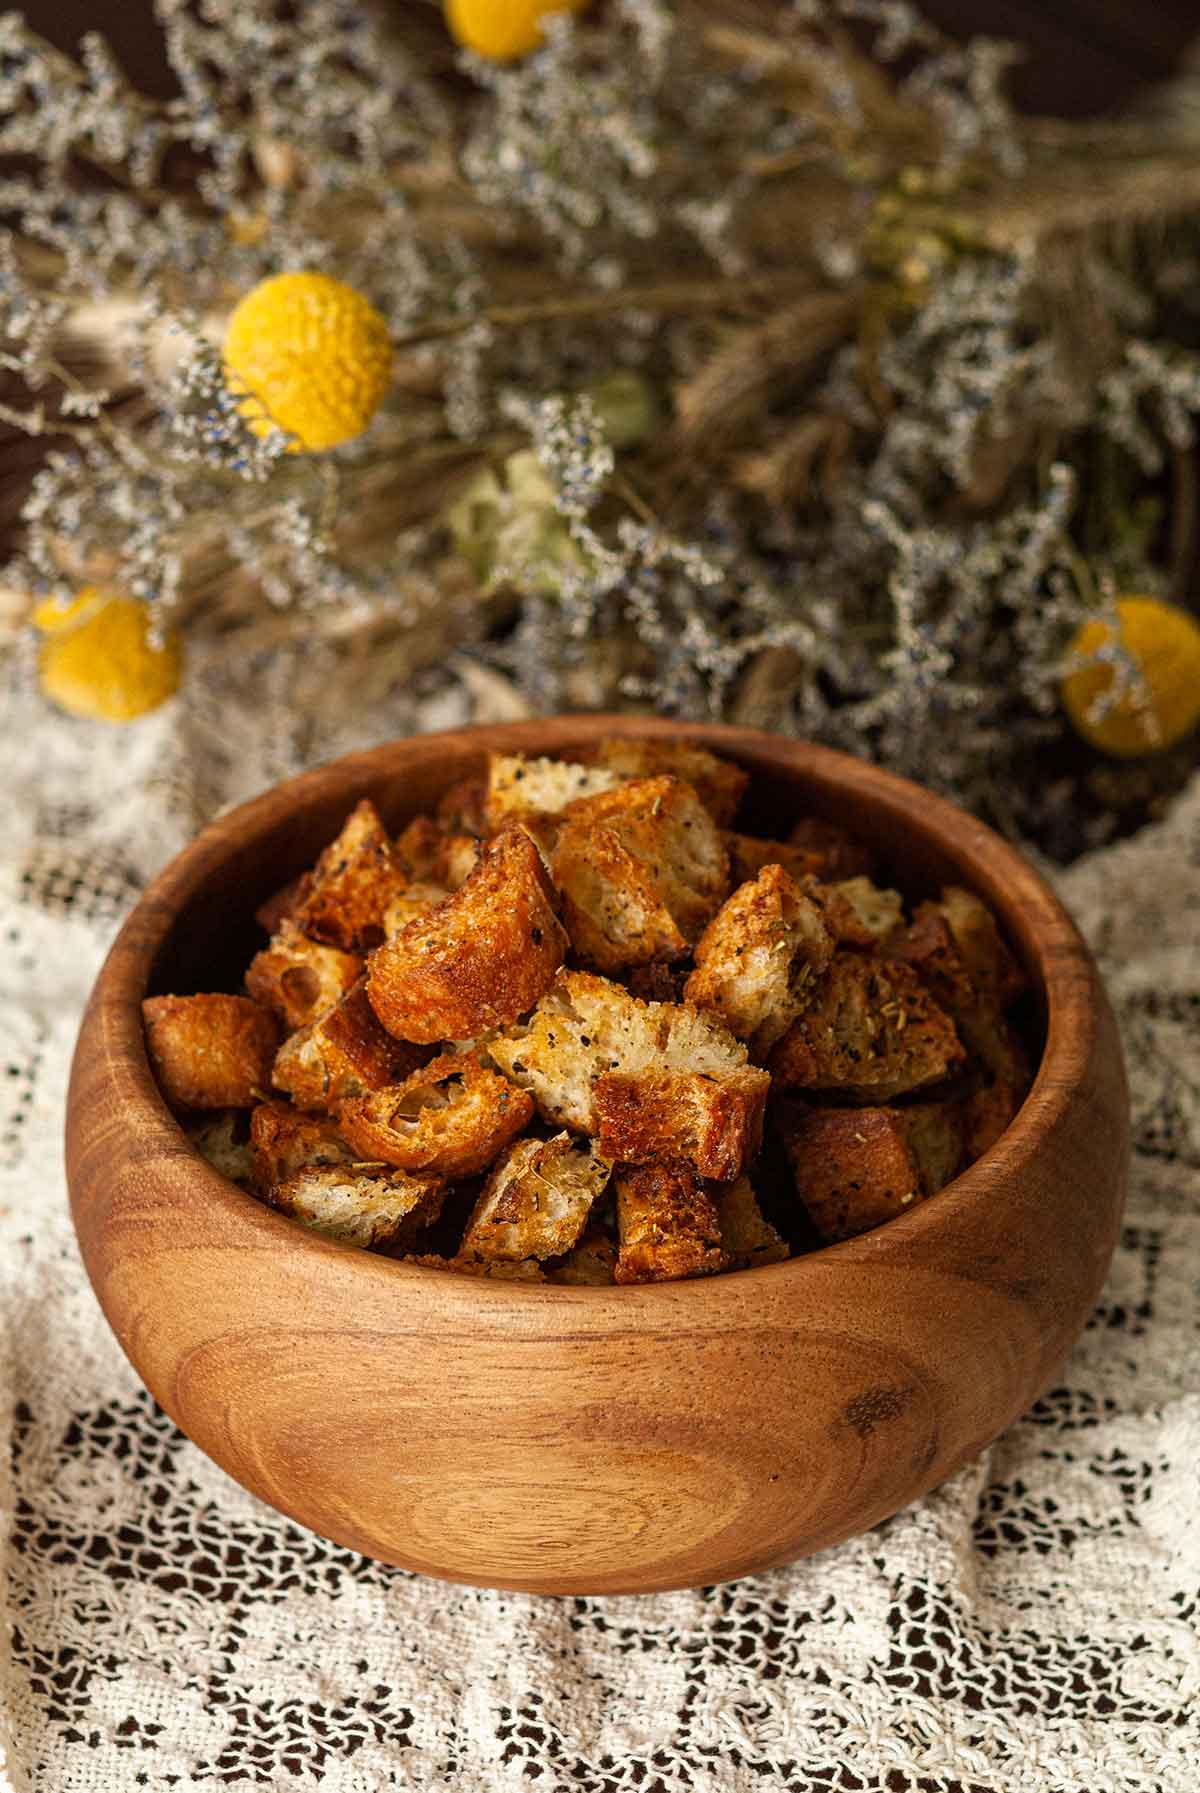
[1,663,1197,1793]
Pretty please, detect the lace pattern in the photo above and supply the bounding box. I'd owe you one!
[1,665,1197,1792]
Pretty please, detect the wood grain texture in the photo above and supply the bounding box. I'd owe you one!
[65,719,1129,1594]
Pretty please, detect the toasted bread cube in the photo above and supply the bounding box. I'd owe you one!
[897,1100,965,1194]
[613,1161,728,1284]
[787,817,876,881]
[245,921,364,1032]
[552,776,729,971]
[255,873,310,935]
[486,752,622,828]
[625,962,691,1004]
[249,1100,355,1191]
[437,776,489,838]
[440,834,480,890]
[891,909,1029,1085]
[266,1164,444,1249]
[336,1052,533,1179]
[725,833,832,888]
[461,1132,610,1261]
[143,993,281,1110]
[367,827,568,1044]
[382,882,450,936]
[185,1110,254,1186]
[546,1229,618,1285]
[776,1101,924,1243]
[769,952,964,1102]
[407,1251,546,1281]
[490,970,752,1133]
[685,864,834,1055]
[938,886,1025,1008]
[393,816,445,881]
[590,737,748,826]
[813,877,905,948]
[963,1075,1023,1159]
[594,1065,769,1181]
[272,982,426,1112]
[715,1174,790,1268]
[291,799,405,951]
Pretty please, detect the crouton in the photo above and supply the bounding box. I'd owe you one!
[255,873,309,934]
[490,969,754,1132]
[436,776,488,838]
[336,1053,533,1178]
[769,952,965,1102]
[382,882,450,936]
[245,921,364,1032]
[291,798,406,951]
[715,1174,790,1268]
[776,1100,925,1243]
[896,1100,965,1194]
[890,907,1029,1085]
[963,1075,1024,1159]
[787,817,876,881]
[393,816,446,881]
[460,1132,610,1261]
[590,737,748,826]
[613,1160,728,1284]
[685,864,834,1055]
[143,993,281,1110]
[485,752,622,828]
[265,1164,444,1249]
[546,1230,618,1285]
[271,981,426,1111]
[249,1100,355,1192]
[552,776,729,971]
[725,833,831,888]
[407,1251,546,1281]
[185,1110,253,1186]
[594,1065,769,1181]
[813,876,905,948]
[367,826,568,1044]
[938,885,1025,1008]
[625,962,691,1004]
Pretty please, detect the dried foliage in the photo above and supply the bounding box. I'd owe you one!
[3,0,1200,839]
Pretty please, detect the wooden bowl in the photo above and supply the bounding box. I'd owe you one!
[66,718,1128,1595]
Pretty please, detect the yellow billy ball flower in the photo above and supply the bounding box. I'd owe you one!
[1062,595,1200,758]
[223,271,393,452]
[35,588,182,723]
[446,0,590,63]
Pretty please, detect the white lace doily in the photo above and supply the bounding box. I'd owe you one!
[1,658,1197,1793]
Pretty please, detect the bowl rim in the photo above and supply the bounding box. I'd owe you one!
[79,715,1103,1304]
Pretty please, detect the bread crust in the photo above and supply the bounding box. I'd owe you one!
[769,952,965,1101]
[336,1052,533,1178]
[367,826,568,1044]
[291,798,406,951]
[891,906,1029,1085]
[613,1160,728,1283]
[594,1064,769,1181]
[143,993,281,1110]
[245,920,364,1031]
[776,1100,924,1243]
[249,1100,356,1191]
[271,981,426,1111]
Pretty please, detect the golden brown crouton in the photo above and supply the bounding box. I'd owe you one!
[393,816,446,881]
[724,833,832,888]
[769,953,965,1102]
[787,817,876,881]
[545,1229,618,1285]
[594,1065,769,1181]
[336,1053,533,1179]
[143,993,281,1110]
[245,921,364,1032]
[367,827,568,1045]
[552,776,729,971]
[254,873,309,935]
[407,1251,546,1281]
[271,981,426,1112]
[963,1076,1024,1159]
[291,798,406,951]
[590,737,748,826]
[685,864,834,1055]
[460,1132,610,1261]
[715,1174,790,1268]
[436,776,488,838]
[897,1100,966,1194]
[613,1160,728,1284]
[248,1100,355,1192]
[265,1164,444,1249]
[485,752,622,828]
[382,881,450,936]
[185,1110,254,1186]
[890,908,1029,1085]
[937,885,1025,1008]
[776,1101,925,1243]
[812,876,905,948]
[625,962,691,1004]
[490,970,753,1133]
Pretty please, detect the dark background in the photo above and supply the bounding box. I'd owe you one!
[26,0,1200,117]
